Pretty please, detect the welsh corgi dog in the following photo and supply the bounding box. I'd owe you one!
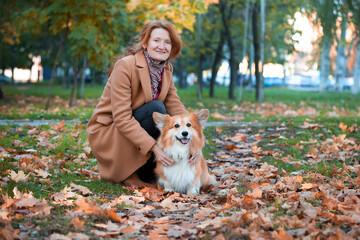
[152,109,217,195]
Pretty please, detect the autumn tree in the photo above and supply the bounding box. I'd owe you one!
[305,0,337,92]
[347,0,360,95]
[219,0,240,100]
[20,0,131,108]
[251,1,264,102]
[0,0,35,84]
[177,3,224,98]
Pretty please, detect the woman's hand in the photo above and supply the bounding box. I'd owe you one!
[151,144,174,167]
[188,153,201,165]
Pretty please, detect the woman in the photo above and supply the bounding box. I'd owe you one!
[86,20,188,187]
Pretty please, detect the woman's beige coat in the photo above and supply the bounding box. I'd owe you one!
[86,51,187,183]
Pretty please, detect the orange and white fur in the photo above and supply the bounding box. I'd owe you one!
[152,109,217,195]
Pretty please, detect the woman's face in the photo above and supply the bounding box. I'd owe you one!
[143,28,172,62]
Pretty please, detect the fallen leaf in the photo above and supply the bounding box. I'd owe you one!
[70,183,92,195]
[9,170,29,182]
[35,169,51,178]
[71,217,85,229]
[339,122,347,132]
[300,183,314,190]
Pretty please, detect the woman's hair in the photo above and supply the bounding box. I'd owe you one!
[108,20,182,76]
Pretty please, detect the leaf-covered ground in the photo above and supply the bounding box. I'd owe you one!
[1,117,359,239]
[1,88,360,239]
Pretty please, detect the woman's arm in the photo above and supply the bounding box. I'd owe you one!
[110,58,156,156]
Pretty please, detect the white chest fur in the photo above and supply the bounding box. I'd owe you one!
[161,144,196,193]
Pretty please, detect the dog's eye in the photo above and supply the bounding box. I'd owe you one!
[186,123,191,127]
[174,124,180,128]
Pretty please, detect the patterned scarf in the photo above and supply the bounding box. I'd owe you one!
[143,49,167,100]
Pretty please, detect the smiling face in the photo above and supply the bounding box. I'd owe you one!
[153,110,210,151]
[143,28,172,62]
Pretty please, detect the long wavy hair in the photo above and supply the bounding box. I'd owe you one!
[108,20,182,76]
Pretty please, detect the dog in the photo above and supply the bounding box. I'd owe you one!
[152,109,217,195]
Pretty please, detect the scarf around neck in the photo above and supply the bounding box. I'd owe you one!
[143,49,167,100]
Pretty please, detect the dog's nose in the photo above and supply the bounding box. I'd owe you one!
[182,131,188,137]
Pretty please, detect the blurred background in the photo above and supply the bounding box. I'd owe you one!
[0,0,359,105]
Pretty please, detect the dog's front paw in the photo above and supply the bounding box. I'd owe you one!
[186,187,199,196]
[209,175,220,187]
[164,187,175,192]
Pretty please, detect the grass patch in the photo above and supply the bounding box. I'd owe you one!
[0,123,130,200]
[2,83,360,122]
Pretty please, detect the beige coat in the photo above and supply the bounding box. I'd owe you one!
[86,51,187,183]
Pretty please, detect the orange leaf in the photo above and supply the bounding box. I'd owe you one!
[272,227,294,240]
[293,176,303,184]
[73,198,102,215]
[241,195,256,209]
[220,218,230,223]
[254,134,262,140]
[252,146,261,154]
[339,122,347,131]
[225,144,238,150]
[300,183,314,190]
[120,226,137,234]
[57,120,65,132]
[71,217,85,228]
[251,188,263,199]
[106,209,122,223]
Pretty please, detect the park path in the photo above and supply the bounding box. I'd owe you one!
[0,119,268,128]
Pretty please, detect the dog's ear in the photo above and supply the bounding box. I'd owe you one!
[153,112,166,128]
[195,109,209,127]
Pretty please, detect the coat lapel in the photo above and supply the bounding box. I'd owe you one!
[135,51,152,102]
[157,66,171,102]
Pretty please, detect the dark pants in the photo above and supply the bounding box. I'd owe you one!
[132,100,166,182]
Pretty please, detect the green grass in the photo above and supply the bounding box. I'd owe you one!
[0,122,130,200]
[2,83,359,121]
[1,83,359,238]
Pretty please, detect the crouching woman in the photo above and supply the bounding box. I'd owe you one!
[86,20,188,187]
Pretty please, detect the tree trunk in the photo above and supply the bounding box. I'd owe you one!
[62,60,67,89]
[219,0,236,100]
[246,49,254,92]
[335,22,347,92]
[91,67,96,87]
[252,3,262,101]
[320,35,331,92]
[257,0,265,102]
[63,65,70,89]
[77,56,87,99]
[210,31,225,98]
[28,67,32,84]
[37,68,41,83]
[45,14,70,110]
[10,46,15,84]
[178,57,187,89]
[246,5,254,92]
[196,14,203,101]
[69,56,79,107]
[352,41,360,95]
[238,0,250,103]
[229,59,238,100]
[282,49,287,86]
[11,67,15,84]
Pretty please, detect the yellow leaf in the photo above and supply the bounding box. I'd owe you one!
[300,183,314,190]
[339,122,347,132]
[9,170,29,182]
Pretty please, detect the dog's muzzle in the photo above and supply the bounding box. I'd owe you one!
[176,131,190,144]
